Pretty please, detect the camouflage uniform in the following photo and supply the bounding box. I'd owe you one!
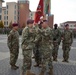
[52,28,61,61]
[62,29,73,62]
[33,25,42,66]
[7,29,19,66]
[39,27,53,74]
[21,26,35,73]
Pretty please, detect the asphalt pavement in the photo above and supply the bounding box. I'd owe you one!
[0,34,76,75]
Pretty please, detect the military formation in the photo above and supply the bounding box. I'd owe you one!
[7,16,73,75]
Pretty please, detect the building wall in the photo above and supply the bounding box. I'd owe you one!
[0,1,2,21]
[18,0,29,28]
[2,7,6,27]
[48,15,54,28]
[60,22,76,29]
[6,2,18,27]
[29,11,35,20]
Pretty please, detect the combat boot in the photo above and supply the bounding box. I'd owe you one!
[62,58,66,62]
[39,71,45,75]
[65,60,69,63]
[21,70,25,75]
[11,65,19,70]
[25,70,35,75]
[34,63,39,67]
[34,64,42,68]
[53,58,57,62]
[48,68,53,75]
[32,56,35,59]
[53,56,57,62]
[15,65,19,68]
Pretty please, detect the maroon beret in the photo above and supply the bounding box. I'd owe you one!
[12,23,18,27]
[27,19,34,24]
[65,24,69,27]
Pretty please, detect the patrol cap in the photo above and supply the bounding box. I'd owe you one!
[54,24,58,26]
[27,19,34,24]
[12,23,18,27]
[65,24,69,27]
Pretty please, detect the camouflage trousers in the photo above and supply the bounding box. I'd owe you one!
[52,42,59,60]
[62,43,71,61]
[10,48,19,66]
[40,45,53,72]
[22,49,32,72]
[33,45,41,65]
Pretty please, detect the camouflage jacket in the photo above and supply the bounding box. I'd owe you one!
[7,29,19,49]
[62,29,73,44]
[40,27,53,46]
[52,28,61,44]
[21,26,35,50]
[34,25,42,44]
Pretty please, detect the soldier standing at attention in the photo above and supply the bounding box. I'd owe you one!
[62,24,73,62]
[7,23,19,70]
[52,24,61,61]
[39,20,53,75]
[21,19,35,75]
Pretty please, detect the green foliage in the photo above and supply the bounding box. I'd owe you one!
[0,21,4,28]
[9,21,12,28]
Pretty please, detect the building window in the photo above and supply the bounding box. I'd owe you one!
[15,5,16,9]
[7,21,8,25]
[31,13,32,16]
[4,21,6,25]
[7,5,8,9]
[4,10,6,14]
[7,16,8,20]
[18,11,19,15]
[74,24,76,27]
[0,15,1,20]
[7,11,8,14]
[4,16,6,20]
[70,25,72,27]
[0,8,2,13]
[14,11,16,15]
[14,16,16,20]
[18,17,19,20]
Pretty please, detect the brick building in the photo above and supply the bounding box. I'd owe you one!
[18,0,29,28]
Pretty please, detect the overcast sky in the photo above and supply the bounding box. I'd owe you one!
[2,0,76,24]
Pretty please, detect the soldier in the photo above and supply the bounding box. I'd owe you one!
[62,24,73,62]
[39,20,53,75]
[21,19,35,75]
[52,24,61,61]
[33,23,43,67]
[32,16,43,59]
[33,16,44,67]
[7,23,19,70]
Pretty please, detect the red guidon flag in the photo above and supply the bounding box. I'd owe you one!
[34,0,44,23]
